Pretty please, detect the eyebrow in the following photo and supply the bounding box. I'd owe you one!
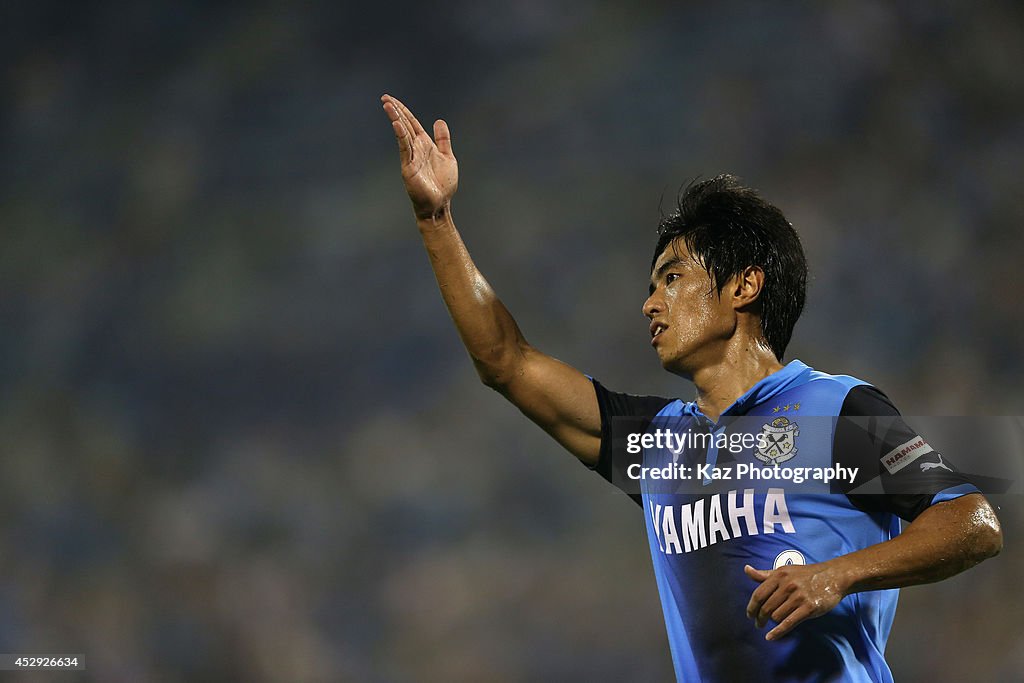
[649,257,685,295]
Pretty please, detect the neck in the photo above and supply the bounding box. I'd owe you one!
[691,342,784,422]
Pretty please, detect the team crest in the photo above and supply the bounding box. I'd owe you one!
[755,416,800,464]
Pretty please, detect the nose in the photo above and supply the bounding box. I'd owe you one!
[642,290,662,319]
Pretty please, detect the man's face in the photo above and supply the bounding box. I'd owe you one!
[643,239,736,377]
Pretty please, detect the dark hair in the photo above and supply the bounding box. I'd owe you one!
[652,174,807,360]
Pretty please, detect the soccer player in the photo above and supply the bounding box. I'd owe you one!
[380,94,1003,682]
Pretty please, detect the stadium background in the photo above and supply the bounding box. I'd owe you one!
[2,1,1022,680]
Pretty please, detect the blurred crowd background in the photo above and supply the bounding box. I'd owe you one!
[2,0,1023,681]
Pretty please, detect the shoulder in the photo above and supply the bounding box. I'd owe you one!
[590,378,680,418]
[782,365,893,417]
[804,366,871,394]
[805,368,903,417]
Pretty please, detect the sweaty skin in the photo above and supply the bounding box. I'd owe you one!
[380,93,1003,642]
[644,243,783,421]
[744,492,1002,640]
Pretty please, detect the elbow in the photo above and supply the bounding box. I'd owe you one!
[477,365,509,391]
[976,518,1003,561]
[968,498,1003,562]
[472,345,526,392]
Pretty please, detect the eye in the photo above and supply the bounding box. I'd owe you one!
[666,273,680,285]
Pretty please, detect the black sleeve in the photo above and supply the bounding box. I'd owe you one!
[835,385,979,522]
[590,379,673,506]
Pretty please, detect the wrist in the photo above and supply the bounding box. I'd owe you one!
[415,201,452,227]
[823,556,860,597]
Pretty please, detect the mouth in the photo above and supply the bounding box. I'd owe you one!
[650,322,667,345]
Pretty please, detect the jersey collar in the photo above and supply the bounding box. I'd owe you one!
[683,359,812,424]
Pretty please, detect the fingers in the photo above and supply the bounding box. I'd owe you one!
[381,94,454,161]
[392,119,412,162]
[384,94,426,136]
[745,567,774,619]
[755,586,791,628]
[383,100,413,163]
[765,604,814,641]
[746,592,766,622]
[434,119,453,157]
[744,565,769,582]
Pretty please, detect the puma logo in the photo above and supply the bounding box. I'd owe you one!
[920,454,952,472]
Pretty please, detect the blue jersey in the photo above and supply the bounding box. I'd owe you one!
[590,360,979,683]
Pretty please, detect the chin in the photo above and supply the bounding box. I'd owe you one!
[658,349,696,379]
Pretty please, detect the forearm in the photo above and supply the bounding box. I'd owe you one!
[382,95,602,462]
[416,204,527,385]
[828,494,1002,595]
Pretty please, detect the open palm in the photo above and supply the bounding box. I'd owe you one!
[381,94,458,219]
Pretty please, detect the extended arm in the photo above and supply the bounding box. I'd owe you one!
[381,94,602,465]
[745,492,1002,640]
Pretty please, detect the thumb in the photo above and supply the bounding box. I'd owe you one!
[744,564,771,581]
[434,119,454,156]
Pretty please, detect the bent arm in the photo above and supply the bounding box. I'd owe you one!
[746,493,1002,640]
[382,94,602,465]
[831,493,1002,593]
[417,209,602,465]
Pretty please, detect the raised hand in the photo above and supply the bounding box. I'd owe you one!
[381,94,458,220]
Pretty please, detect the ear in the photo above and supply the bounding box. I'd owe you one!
[731,266,765,311]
